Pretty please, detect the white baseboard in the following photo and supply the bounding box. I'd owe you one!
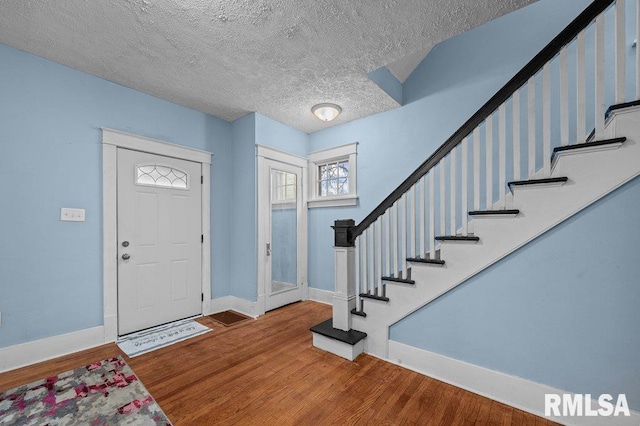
[308,287,333,305]
[0,326,107,374]
[388,341,639,426]
[208,295,258,318]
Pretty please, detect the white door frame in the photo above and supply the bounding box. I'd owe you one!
[102,128,212,341]
[256,145,308,316]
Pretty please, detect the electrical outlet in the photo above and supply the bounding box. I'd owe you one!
[61,208,86,222]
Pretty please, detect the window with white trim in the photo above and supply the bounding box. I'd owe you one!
[307,142,358,208]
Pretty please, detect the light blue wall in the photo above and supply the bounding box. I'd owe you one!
[307,0,591,291]
[367,66,403,105]
[0,43,232,348]
[390,176,640,411]
[255,113,308,158]
[230,114,258,301]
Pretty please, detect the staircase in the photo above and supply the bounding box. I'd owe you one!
[312,0,640,361]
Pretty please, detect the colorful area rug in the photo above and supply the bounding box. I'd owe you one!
[207,310,252,327]
[0,356,171,425]
[117,318,211,358]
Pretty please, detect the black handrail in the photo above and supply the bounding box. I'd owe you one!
[350,0,614,242]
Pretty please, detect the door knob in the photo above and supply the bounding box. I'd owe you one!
[122,241,129,247]
[122,253,131,260]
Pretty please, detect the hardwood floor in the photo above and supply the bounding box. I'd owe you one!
[0,301,557,425]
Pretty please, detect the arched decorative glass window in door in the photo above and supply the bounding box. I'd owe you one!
[135,164,189,190]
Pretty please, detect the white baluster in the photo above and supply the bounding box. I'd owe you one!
[486,115,493,209]
[461,137,469,236]
[419,176,426,257]
[376,217,382,295]
[498,104,506,207]
[439,160,446,236]
[513,90,521,181]
[616,0,627,104]
[392,202,398,278]
[595,14,605,139]
[401,193,407,278]
[355,235,361,298]
[410,185,416,258]
[428,172,436,258]
[385,210,390,278]
[473,127,481,212]
[368,227,374,295]
[560,47,569,146]
[361,231,367,295]
[543,63,551,175]
[450,149,457,236]
[577,30,587,144]
[528,77,536,176]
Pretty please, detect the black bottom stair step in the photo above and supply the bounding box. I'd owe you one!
[508,177,568,190]
[382,276,415,284]
[435,235,480,242]
[360,292,390,302]
[310,319,367,345]
[469,209,519,217]
[351,308,367,317]
[406,257,445,266]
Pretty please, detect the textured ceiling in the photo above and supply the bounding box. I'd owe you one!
[0,0,537,133]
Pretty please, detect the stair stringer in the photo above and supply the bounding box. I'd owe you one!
[352,105,640,360]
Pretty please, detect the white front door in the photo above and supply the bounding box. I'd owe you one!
[117,148,202,335]
[263,159,305,311]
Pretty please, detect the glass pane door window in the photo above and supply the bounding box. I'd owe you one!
[270,169,297,294]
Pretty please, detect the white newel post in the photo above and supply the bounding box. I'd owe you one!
[332,219,356,332]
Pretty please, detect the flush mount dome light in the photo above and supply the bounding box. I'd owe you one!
[311,103,342,122]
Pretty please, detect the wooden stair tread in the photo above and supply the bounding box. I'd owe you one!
[406,257,445,266]
[553,137,626,155]
[508,177,568,189]
[468,210,519,216]
[605,100,640,120]
[382,276,416,284]
[435,235,480,242]
[360,293,390,302]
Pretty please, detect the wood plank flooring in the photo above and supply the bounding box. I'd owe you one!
[0,301,558,425]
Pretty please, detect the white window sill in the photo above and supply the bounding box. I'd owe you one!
[308,195,358,208]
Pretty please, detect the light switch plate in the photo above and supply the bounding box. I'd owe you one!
[61,208,85,222]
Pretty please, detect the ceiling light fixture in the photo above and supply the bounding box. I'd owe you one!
[312,103,342,122]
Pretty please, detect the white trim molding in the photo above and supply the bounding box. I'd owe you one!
[102,128,212,164]
[307,142,358,208]
[256,145,309,316]
[308,287,334,305]
[102,128,213,342]
[0,326,105,373]
[388,341,640,426]
[256,144,307,168]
